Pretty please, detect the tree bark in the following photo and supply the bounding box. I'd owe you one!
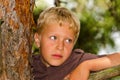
[54,0,61,7]
[89,65,120,80]
[0,0,35,80]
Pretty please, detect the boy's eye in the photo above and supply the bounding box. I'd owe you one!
[65,39,72,43]
[50,36,57,40]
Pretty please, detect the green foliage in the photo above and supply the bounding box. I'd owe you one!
[33,0,48,23]
[32,43,39,54]
[110,0,120,31]
[73,0,120,54]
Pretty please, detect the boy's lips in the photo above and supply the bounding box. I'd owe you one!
[52,54,63,59]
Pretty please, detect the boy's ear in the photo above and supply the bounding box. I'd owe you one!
[34,33,41,48]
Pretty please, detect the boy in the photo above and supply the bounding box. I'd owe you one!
[32,7,120,80]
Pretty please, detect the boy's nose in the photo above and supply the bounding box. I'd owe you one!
[57,40,64,50]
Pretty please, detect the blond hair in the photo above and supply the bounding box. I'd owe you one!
[37,7,80,42]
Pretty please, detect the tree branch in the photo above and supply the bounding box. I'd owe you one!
[89,65,120,80]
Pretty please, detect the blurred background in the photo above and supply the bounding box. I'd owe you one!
[33,0,120,55]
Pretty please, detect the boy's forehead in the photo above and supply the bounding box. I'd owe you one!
[44,22,73,30]
[41,23,75,40]
[43,22,74,33]
[43,22,76,37]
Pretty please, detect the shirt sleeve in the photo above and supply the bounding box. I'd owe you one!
[80,53,99,62]
[73,49,99,64]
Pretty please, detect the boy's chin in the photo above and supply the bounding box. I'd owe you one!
[48,62,63,67]
[43,59,64,67]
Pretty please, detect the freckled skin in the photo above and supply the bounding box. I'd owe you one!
[35,22,75,67]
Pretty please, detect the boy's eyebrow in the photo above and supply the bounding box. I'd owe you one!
[47,32,75,39]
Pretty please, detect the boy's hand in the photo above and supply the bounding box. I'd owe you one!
[64,61,90,80]
[64,74,70,80]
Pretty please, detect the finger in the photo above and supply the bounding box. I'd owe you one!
[64,74,70,80]
[64,77,70,80]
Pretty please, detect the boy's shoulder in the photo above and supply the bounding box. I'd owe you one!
[73,49,85,54]
[72,49,98,62]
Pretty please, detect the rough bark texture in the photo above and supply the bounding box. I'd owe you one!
[0,0,35,80]
[89,65,120,80]
[54,0,61,7]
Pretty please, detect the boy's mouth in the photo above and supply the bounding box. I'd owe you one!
[52,54,63,59]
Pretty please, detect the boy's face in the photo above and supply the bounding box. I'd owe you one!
[35,22,75,67]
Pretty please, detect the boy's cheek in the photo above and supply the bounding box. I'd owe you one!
[65,46,73,55]
[67,44,74,50]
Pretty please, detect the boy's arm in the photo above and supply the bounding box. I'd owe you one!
[64,61,90,80]
[64,52,120,80]
[88,52,120,71]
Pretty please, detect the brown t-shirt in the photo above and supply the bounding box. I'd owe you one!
[31,49,98,80]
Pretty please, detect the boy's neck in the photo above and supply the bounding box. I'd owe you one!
[40,56,50,67]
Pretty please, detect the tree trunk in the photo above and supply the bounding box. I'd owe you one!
[89,65,120,80]
[0,0,35,80]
